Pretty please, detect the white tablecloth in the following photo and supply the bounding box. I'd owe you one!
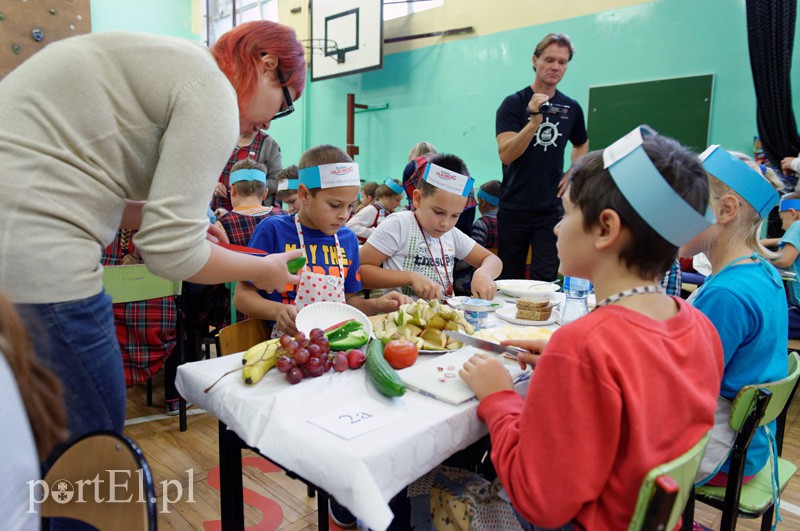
[176,311,553,531]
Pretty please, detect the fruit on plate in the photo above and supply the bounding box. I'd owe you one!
[373,299,475,351]
[383,340,419,369]
[324,319,370,351]
[365,339,406,397]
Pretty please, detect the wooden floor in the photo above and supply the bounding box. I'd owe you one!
[126,369,800,530]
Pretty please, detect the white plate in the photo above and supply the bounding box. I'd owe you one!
[295,302,373,338]
[446,296,505,312]
[495,304,559,326]
[496,279,560,298]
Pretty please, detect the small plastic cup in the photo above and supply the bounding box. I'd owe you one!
[462,298,492,330]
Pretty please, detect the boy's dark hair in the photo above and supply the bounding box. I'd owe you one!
[298,145,353,196]
[275,165,298,201]
[480,179,501,198]
[419,153,470,197]
[230,159,267,197]
[567,135,708,278]
[361,181,379,199]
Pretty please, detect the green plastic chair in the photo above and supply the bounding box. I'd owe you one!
[103,264,189,431]
[690,351,800,531]
[629,432,711,531]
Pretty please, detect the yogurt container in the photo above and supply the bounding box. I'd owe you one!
[462,298,492,329]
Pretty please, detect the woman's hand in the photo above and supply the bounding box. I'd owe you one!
[275,304,299,337]
[460,353,514,400]
[207,223,229,244]
[249,249,303,294]
[501,338,548,370]
[214,182,228,198]
[470,269,497,300]
[410,273,442,301]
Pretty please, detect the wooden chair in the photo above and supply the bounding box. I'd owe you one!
[214,318,271,356]
[41,431,157,530]
[629,432,711,531]
[687,351,800,531]
[103,264,189,431]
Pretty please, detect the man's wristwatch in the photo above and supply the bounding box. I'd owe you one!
[527,108,541,116]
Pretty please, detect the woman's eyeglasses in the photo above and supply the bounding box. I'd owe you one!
[273,69,294,120]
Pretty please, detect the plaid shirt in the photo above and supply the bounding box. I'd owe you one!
[101,230,177,387]
[403,154,478,210]
[219,206,286,246]
[472,211,499,251]
[661,258,683,297]
[211,131,269,212]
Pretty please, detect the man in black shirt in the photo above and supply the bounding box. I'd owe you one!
[496,32,589,281]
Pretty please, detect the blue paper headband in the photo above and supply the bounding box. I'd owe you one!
[384,178,404,195]
[298,163,361,189]
[277,179,299,192]
[700,145,779,219]
[603,126,715,247]
[780,198,800,211]
[422,163,474,197]
[477,189,499,206]
[230,168,266,185]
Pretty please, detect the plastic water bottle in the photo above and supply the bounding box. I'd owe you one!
[560,276,592,325]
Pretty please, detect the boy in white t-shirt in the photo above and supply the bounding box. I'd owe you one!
[360,154,502,300]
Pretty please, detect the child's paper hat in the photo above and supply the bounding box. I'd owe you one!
[699,145,778,218]
[603,125,715,246]
[384,178,404,195]
[277,179,299,191]
[298,163,361,189]
[477,188,499,206]
[422,163,474,197]
[230,168,266,185]
[780,198,800,211]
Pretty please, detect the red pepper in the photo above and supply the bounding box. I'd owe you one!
[324,319,355,333]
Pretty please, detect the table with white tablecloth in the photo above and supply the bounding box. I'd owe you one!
[176,310,557,531]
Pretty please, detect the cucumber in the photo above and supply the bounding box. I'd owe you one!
[287,256,306,274]
[365,339,406,397]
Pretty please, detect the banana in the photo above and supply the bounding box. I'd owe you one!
[241,339,279,366]
[242,353,278,385]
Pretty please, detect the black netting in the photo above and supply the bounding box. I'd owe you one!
[746,0,800,169]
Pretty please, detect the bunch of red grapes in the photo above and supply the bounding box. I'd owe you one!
[275,328,366,385]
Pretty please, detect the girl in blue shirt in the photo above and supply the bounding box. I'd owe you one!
[680,148,787,486]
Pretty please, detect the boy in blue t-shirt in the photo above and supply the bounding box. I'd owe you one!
[763,190,800,338]
[234,145,410,336]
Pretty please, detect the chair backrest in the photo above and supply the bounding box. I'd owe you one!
[729,351,800,431]
[103,264,181,303]
[216,318,272,356]
[629,432,711,531]
[41,431,157,530]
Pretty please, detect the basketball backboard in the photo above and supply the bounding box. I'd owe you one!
[309,0,383,81]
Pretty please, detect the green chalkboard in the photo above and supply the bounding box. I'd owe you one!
[587,74,714,152]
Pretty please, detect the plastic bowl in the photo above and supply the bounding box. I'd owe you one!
[294,301,373,338]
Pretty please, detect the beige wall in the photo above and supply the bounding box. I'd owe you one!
[277,0,652,55]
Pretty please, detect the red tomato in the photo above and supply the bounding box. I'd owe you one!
[383,340,419,370]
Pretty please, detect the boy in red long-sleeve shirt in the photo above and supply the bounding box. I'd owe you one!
[461,128,724,530]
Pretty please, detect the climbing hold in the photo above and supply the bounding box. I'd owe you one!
[11,43,21,55]
[32,28,45,42]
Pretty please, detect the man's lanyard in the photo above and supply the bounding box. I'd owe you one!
[413,213,453,297]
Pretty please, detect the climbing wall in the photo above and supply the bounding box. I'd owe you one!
[0,0,91,80]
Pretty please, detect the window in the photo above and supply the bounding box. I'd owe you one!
[383,0,444,22]
[204,0,279,46]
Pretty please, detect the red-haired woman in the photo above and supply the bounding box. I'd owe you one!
[0,21,306,466]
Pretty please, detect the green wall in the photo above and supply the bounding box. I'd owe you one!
[269,0,800,186]
[91,0,196,40]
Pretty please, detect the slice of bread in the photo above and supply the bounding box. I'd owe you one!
[515,306,553,321]
[516,295,551,311]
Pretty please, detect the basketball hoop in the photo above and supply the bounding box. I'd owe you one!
[301,39,344,63]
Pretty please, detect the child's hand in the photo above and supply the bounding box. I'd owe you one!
[214,182,228,198]
[782,157,797,174]
[501,338,547,370]
[460,353,514,400]
[275,304,299,337]
[207,223,229,244]
[471,270,497,300]
[373,292,414,313]
[410,273,442,300]
[249,249,303,294]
